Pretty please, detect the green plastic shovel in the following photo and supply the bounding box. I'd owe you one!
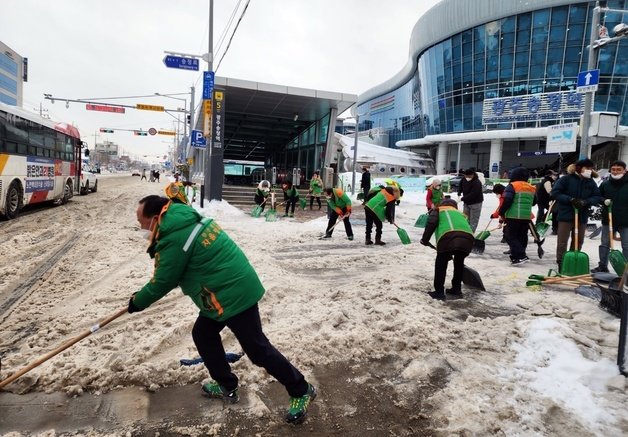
[536,200,555,238]
[560,208,589,276]
[414,213,429,228]
[393,223,411,245]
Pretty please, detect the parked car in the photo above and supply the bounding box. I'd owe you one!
[131,169,141,177]
[80,164,98,195]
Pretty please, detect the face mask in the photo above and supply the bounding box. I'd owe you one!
[581,169,592,179]
[611,173,624,180]
[551,175,557,181]
[139,217,156,240]
[465,177,472,182]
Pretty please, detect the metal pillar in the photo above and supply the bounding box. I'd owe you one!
[580,2,601,160]
[436,142,448,175]
[351,114,359,195]
[489,139,503,178]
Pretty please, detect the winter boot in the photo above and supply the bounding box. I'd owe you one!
[446,288,463,298]
[365,237,373,245]
[375,237,386,246]
[428,291,445,300]
[201,381,239,403]
[285,383,317,424]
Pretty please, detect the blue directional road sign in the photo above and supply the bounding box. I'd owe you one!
[203,71,215,99]
[163,55,199,71]
[577,69,599,93]
[191,129,207,148]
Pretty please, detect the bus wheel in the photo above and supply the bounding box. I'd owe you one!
[61,180,73,204]
[5,180,23,219]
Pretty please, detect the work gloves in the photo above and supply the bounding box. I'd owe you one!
[570,198,587,209]
[490,212,500,219]
[128,295,144,314]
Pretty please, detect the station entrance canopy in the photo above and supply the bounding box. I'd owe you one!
[193,77,357,162]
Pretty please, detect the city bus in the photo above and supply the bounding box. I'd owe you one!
[0,102,83,219]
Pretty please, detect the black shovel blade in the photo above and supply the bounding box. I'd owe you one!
[471,239,485,254]
[537,243,545,259]
[463,265,486,291]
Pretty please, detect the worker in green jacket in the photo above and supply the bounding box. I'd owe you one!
[420,198,474,300]
[282,180,299,217]
[129,196,316,424]
[322,187,353,240]
[309,171,323,210]
[364,185,400,245]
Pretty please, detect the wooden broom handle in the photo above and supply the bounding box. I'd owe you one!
[0,308,127,389]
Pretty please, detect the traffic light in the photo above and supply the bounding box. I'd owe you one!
[134,131,148,136]
[186,114,191,125]
[99,128,114,133]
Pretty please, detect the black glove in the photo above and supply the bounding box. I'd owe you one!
[128,296,144,313]
[570,198,586,209]
[420,239,429,246]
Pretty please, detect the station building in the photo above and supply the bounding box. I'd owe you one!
[356,0,628,177]
[0,41,25,107]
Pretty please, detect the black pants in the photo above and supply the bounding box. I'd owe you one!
[505,219,529,260]
[285,199,296,215]
[365,207,382,240]
[254,194,266,211]
[192,304,307,398]
[326,208,353,237]
[310,196,321,209]
[434,250,467,293]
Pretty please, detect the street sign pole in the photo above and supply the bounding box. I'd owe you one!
[580,2,601,160]
[203,0,220,204]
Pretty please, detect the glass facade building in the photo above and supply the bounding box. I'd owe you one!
[357,1,627,148]
[0,41,24,107]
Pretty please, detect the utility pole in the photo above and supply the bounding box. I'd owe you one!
[351,114,359,196]
[580,1,601,160]
[202,0,216,205]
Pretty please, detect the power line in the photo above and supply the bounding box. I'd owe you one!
[215,0,251,73]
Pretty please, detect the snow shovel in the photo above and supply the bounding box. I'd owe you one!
[560,208,590,276]
[472,221,501,254]
[414,213,429,228]
[0,307,127,389]
[265,208,278,222]
[528,221,545,259]
[462,265,486,291]
[608,204,627,276]
[423,241,484,290]
[318,216,343,239]
[180,352,243,366]
[299,197,307,210]
[536,200,555,238]
[393,223,411,245]
[251,199,267,217]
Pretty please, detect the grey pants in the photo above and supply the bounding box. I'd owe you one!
[463,202,483,233]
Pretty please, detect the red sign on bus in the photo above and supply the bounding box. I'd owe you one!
[86,104,125,114]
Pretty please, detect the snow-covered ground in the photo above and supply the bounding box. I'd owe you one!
[0,177,626,435]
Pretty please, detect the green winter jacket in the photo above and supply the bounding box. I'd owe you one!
[133,202,265,321]
[283,186,299,200]
[327,188,352,215]
[310,177,323,196]
[365,187,396,222]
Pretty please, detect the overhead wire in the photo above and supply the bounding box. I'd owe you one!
[215,0,251,73]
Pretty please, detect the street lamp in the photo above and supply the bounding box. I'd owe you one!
[350,111,370,196]
[155,92,189,160]
[580,2,628,159]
